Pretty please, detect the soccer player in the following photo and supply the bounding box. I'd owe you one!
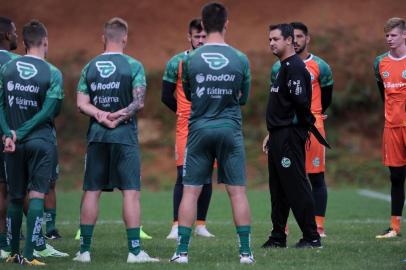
[262,23,322,248]
[0,20,65,265]
[170,3,254,264]
[162,18,214,239]
[0,16,18,259]
[268,22,333,237]
[374,17,406,239]
[73,17,158,263]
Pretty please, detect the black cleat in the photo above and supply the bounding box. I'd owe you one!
[294,238,322,248]
[261,237,287,248]
[45,229,62,240]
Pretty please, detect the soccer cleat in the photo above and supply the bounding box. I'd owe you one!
[74,229,81,240]
[20,257,46,266]
[166,225,178,240]
[34,243,69,258]
[73,251,91,263]
[1,249,11,259]
[45,229,62,240]
[376,228,401,239]
[170,252,188,263]
[317,227,327,238]
[5,254,20,263]
[240,253,255,264]
[140,226,152,240]
[127,250,159,263]
[295,238,322,248]
[194,225,215,238]
[261,237,287,248]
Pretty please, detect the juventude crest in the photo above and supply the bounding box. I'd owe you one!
[16,61,38,80]
[201,53,229,70]
[96,61,116,78]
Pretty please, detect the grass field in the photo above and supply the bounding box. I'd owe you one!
[1,188,405,269]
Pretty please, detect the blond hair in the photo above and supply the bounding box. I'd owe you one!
[384,17,405,33]
[104,17,128,42]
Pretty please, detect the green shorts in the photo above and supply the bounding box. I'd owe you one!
[183,127,246,186]
[83,142,141,191]
[5,139,53,200]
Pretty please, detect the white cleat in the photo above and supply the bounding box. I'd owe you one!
[166,225,178,240]
[127,250,159,263]
[170,252,188,264]
[240,253,255,264]
[73,251,91,263]
[376,228,400,239]
[0,249,10,259]
[195,225,215,238]
[33,243,69,258]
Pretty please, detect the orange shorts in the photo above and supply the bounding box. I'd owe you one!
[175,117,189,167]
[305,117,326,173]
[382,126,406,167]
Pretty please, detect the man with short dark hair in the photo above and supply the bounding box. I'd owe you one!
[0,20,65,265]
[262,23,321,248]
[0,16,18,260]
[162,18,214,240]
[73,17,158,263]
[374,17,406,239]
[268,22,334,237]
[170,3,254,264]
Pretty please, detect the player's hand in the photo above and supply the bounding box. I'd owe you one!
[262,134,269,154]
[107,111,127,121]
[100,117,118,129]
[10,130,16,142]
[95,111,110,123]
[3,137,15,153]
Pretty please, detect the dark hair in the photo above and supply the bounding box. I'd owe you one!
[269,23,294,40]
[22,20,47,49]
[0,17,13,37]
[189,18,203,34]
[104,17,128,42]
[290,21,308,35]
[384,17,405,32]
[201,2,227,34]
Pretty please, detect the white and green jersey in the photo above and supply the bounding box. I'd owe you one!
[77,53,146,145]
[182,43,250,132]
[0,55,63,143]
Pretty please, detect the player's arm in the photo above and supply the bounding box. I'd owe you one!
[376,81,384,101]
[15,68,64,141]
[0,67,12,138]
[239,54,251,105]
[161,81,177,112]
[181,58,191,101]
[373,56,384,102]
[321,85,333,113]
[318,60,334,113]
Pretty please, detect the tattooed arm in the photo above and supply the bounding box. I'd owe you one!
[108,86,146,124]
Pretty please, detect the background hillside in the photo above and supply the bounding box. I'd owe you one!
[1,0,405,190]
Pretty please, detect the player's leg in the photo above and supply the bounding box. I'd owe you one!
[195,182,214,237]
[389,166,405,233]
[0,181,10,258]
[44,146,60,240]
[308,172,327,236]
[167,166,183,239]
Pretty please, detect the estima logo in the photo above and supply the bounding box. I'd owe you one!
[95,61,116,78]
[196,86,205,98]
[92,95,120,106]
[16,61,38,80]
[201,53,229,70]
[6,81,39,93]
[90,81,120,91]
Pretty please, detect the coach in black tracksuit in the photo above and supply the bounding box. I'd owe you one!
[262,23,321,248]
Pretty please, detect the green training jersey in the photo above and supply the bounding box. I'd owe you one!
[77,53,146,145]
[182,43,250,131]
[0,55,63,143]
[162,51,186,84]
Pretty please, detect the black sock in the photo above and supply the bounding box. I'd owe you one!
[197,183,212,221]
[309,172,327,217]
[390,166,406,216]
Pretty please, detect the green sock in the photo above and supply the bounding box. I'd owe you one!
[176,226,192,254]
[236,225,252,255]
[7,201,23,255]
[0,232,10,251]
[23,198,44,260]
[127,227,141,255]
[44,208,56,233]
[80,224,94,253]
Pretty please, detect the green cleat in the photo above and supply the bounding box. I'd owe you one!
[34,243,69,258]
[74,229,81,240]
[140,226,152,240]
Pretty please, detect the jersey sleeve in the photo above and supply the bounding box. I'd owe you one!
[77,63,90,94]
[47,65,64,100]
[0,65,11,137]
[181,55,191,101]
[374,56,383,82]
[238,52,251,105]
[317,59,333,87]
[132,62,147,89]
[286,65,311,106]
[163,55,181,84]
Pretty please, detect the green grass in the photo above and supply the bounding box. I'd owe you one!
[2,189,405,269]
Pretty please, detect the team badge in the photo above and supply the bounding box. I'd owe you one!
[312,157,320,167]
[16,61,38,80]
[281,157,291,168]
[201,53,229,70]
[402,70,406,79]
[382,71,389,78]
[96,61,116,78]
[196,86,205,98]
